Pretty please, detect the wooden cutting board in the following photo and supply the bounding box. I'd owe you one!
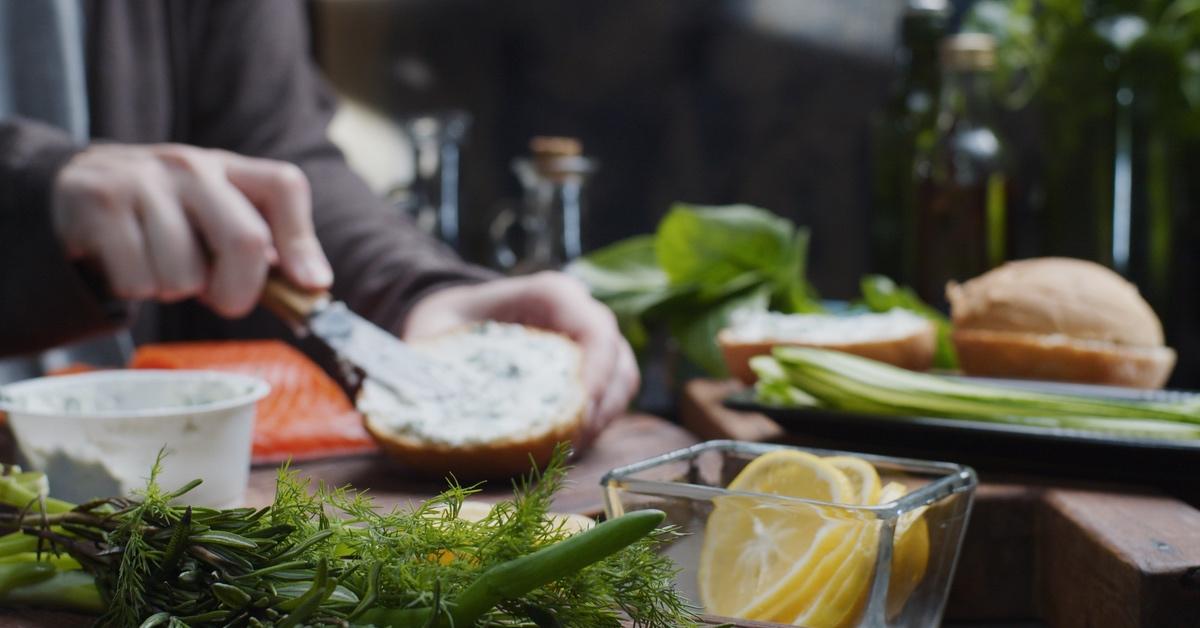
[681,379,1200,628]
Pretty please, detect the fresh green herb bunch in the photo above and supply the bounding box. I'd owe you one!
[569,203,821,376]
[0,446,696,627]
[570,203,955,377]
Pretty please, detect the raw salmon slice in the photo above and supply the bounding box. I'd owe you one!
[131,340,376,463]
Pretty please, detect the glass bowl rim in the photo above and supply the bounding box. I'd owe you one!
[600,439,977,517]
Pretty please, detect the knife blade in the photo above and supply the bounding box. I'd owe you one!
[260,276,452,399]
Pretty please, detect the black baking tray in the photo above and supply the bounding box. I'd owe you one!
[723,377,1200,489]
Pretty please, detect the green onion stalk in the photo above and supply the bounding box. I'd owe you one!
[0,445,696,627]
[753,347,1200,439]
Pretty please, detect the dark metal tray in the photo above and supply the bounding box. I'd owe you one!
[724,377,1200,486]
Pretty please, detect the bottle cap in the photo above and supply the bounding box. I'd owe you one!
[530,136,583,158]
[941,33,996,71]
[525,136,593,180]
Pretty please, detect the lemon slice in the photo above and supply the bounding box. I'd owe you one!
[698,450,855,617]
[792,520,879,628]
[825,456,882,505]
[877,482,930,618]
[789,480,931,627]
[725,450,855,499]
[740,516,861,622]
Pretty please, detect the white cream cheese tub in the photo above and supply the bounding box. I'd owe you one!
[0,370,269,507]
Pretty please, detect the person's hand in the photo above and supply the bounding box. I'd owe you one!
[52,143,332,317]
[403,271,639,446]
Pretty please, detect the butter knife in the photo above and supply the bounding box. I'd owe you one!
[260,277,451,398]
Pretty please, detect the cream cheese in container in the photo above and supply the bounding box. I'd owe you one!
[0,370,268,507]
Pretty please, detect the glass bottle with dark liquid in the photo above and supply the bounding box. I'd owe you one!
[870,0,948,283]
[913,33,1009,305]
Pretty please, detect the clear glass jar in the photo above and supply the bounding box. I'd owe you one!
[602,440,976,627]
[491,138,597,273]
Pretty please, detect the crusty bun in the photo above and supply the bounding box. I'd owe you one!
[718,310,937,385]
[948,258,1176,388]
[358,322,586,479]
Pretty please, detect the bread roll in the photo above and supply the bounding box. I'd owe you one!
[358,322,587,478]
[718,310,937,384]
[948,258,1176,388]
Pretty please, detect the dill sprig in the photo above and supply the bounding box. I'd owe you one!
[98,451,187,627]
[0,444,699,627]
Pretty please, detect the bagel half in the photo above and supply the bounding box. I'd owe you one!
[358,322,586,479]
[718,310,937,384]
[948,257,1176,388]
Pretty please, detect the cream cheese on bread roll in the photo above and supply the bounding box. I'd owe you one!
[719,309,937,384]
[358,322,586,478]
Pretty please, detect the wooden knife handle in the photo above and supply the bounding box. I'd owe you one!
[260,275,329,327]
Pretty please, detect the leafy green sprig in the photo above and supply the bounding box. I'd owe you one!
[569,203,821,376]
[0,446,696,627]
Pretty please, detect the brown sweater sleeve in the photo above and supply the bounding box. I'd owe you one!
[181,0,493,333]
[0,117,126,357]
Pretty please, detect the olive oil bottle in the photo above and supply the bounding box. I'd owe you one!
[912,33,1010,306]
[870,0,948,283]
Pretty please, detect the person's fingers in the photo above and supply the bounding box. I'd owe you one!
[53,154,157,300]
[583,337,639,446]
[400,284,475,341]
[604,341,640,420]
[577,315,620,413]
[134,180,206,302]
[161,148,275,318]
[574,313,624,409]
[617,337,641,403]
[88,207,156,301]
[222,153,332,290]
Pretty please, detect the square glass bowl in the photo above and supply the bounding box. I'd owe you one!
[601,440,976,627]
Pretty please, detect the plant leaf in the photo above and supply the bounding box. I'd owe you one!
[859,275,958,369]
[668,284,771,376]
[771,228,823,313]
[566,235,667,298]
[655,203,794,287]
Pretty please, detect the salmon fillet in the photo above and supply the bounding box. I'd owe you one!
[131,341,375,463]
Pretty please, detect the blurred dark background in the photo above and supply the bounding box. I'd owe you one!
[307,0,1200,387]
[311,0,904,296]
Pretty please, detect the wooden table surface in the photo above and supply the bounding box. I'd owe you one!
[681,379,1200,628]
[242,412,698,516]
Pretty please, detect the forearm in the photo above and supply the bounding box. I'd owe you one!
[0,119,126,357]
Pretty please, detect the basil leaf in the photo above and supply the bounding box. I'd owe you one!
[668,285,771,377]
[567,235,667,298]
[771,228,823,313]
[859,275,959,369]
[605,286,693,352]
[655,203,794,287]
